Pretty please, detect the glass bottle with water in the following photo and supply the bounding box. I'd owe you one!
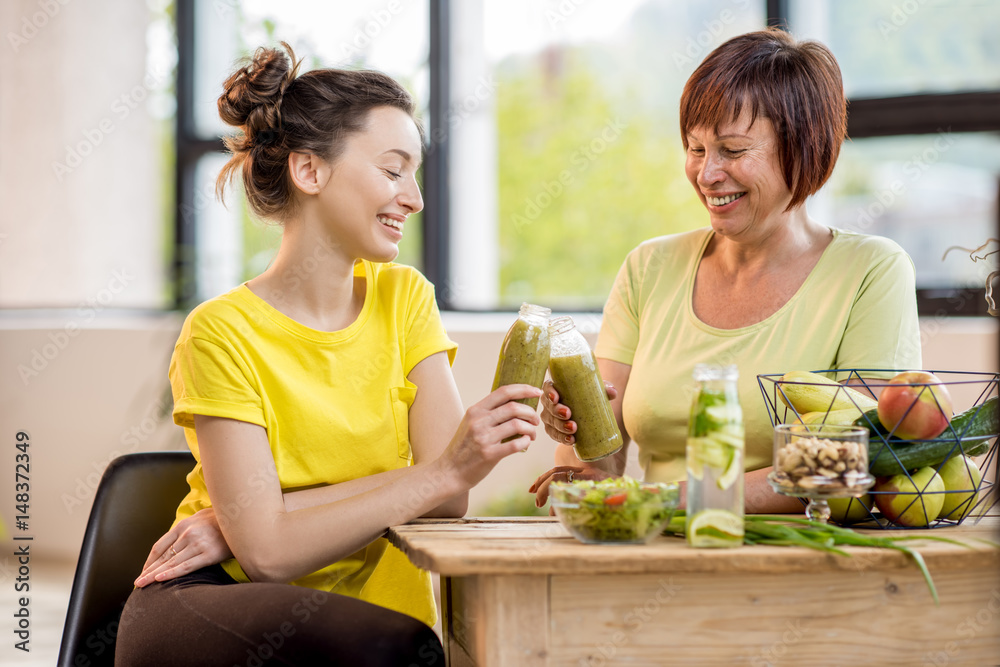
[686,364,744,548]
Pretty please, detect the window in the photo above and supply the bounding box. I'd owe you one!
[825,133,1000,289]
[175,0,429,307]
[175,0,1000,315]
[788,0,1000,99]
[453,0,766,309]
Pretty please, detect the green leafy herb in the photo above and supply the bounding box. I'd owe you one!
[663,512,981,605]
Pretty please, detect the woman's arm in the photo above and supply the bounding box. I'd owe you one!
[136,464,418,586]
[195,382,540,584]
[729,376,882,515]
[136,352,483,585]
[744,467,806,513]
[405,351,474,516]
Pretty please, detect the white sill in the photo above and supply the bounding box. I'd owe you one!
[0,309,183,330]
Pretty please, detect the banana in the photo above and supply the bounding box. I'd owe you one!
[778,371,878,415]
[794,408,865,425]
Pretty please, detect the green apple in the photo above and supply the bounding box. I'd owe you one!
[828,494,875,525]
[874,467,945,527]
[936,455,983,521]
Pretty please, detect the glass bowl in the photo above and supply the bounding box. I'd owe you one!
[550,477,679,544]
[767,423,874,522]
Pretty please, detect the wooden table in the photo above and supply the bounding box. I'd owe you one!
[388,516,1000,666]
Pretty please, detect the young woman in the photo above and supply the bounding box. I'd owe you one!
[116,43,541,666]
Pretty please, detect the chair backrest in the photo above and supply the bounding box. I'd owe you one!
[58,450,195,667]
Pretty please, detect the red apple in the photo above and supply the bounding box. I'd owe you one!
[877,371,953,440]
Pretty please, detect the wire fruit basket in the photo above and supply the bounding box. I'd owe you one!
[757,369,998,529]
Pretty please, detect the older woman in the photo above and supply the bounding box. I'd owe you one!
[531,28,921,512]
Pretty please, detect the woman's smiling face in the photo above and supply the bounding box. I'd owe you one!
[684,111,795,241]
[315,105,424,263]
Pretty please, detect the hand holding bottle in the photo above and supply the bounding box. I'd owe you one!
[439,383,543,489]
[539,379,619,445]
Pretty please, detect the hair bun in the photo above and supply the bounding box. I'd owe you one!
[216,43,416,221]
[218,41,300,147]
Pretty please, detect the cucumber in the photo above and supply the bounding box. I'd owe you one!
[854,397,999,477]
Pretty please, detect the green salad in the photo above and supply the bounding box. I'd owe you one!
[550,476,680,544]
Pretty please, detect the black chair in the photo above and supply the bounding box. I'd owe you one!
[58,450,195,667]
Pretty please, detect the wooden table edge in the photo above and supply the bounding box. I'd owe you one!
[387,515,1000,577]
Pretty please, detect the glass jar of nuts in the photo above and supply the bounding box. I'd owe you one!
[767,424,874,523]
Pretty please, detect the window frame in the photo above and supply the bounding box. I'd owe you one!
[174,0,226,311]
[174,0,1000,315]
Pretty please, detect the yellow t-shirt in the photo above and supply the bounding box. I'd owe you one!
[168,260,456,627]
[595,227,922,483]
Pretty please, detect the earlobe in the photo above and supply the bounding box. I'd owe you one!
[287,152,329,196]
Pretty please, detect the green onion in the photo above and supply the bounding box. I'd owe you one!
[662,512,983,605]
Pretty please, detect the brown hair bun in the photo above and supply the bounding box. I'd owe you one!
[216,42,416,221]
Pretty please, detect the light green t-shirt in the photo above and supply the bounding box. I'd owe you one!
[595,227,921,483]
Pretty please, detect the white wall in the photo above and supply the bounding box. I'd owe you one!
[0,0,168,309]
[1,314,996,560]
[0,314,184,561]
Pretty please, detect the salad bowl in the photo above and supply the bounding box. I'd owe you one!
[550,476,679,544]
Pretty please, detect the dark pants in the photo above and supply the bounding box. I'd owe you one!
[115,564,444,667]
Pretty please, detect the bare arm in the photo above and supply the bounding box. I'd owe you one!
[403,351,473,516]
[196,414,429,582]
[733,376,883,514]
[743,468,806,513]
[136,352,483,585]
[183,383,539,584]
[136,462,417,587]
[846,376,886,400]
[729,376,882,514]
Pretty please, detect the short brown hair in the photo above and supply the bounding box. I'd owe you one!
[216,42,418,220]
[679,28,847,210]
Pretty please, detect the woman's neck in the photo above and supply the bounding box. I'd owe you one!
[708,208,830,277]
[247,221,365,332]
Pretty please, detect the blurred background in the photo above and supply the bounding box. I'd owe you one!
[1,0,998,662]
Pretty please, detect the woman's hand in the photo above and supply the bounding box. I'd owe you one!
[529,465,615,508]
[439,384,543,489]
[134,508,232,587]
[540,380,618,446]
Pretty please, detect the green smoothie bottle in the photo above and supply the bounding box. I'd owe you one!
[492,303,552,410]
[547,316,623,462]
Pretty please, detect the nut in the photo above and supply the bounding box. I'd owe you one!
[781,450,803,472]
[775,434,869,495]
